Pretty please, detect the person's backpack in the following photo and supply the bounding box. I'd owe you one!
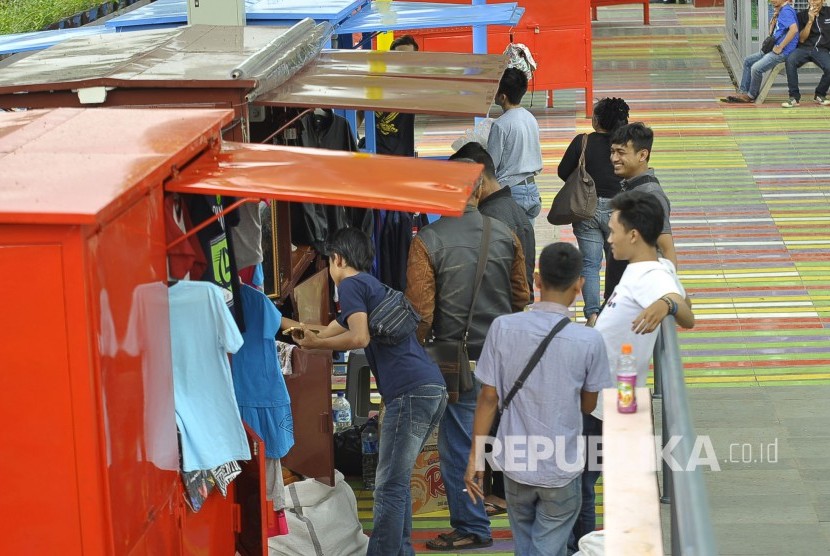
[368,285,421,345]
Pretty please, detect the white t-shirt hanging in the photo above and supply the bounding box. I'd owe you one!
[169,281,250,471]
[592,258,684,420]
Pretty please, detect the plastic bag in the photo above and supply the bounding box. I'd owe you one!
[451,117,495,151]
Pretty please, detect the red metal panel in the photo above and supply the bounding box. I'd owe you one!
[0,108,232,226]
[165,141,482,216]
[404,0,593,115]
[85,187,179,555]
[181,482,238,556]
[0,241,83,554]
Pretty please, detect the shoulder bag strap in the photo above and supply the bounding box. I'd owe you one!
[462,215,492,349]
[502,317,570,411]
[579,133,588,171]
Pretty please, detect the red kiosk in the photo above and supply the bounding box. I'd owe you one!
[402,0,594,114]
[0,107,483,555]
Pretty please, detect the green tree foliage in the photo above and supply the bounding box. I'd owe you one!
[0,0,107,35]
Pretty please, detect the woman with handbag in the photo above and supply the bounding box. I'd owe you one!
[556,97,630,327]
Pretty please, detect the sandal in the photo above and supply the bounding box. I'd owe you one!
[425,530,494,550]
[485,501,507,516]
[721,95,752,104]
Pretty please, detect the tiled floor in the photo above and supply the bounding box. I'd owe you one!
[356,3,830,554]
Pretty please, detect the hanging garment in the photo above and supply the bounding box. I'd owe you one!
[295,111,372,249]
[169,281,251,472]
[186,194,246,331]
[379,211,429,291]
[231,285,295,460]
[375,111,415,157]
[164,194,207,280]
[231,201,264,271]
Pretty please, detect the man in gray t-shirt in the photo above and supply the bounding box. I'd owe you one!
[487,68,543,221]
[463,243,612,556]
[604,122,678,301]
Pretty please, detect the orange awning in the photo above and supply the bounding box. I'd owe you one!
[165,141,481,215]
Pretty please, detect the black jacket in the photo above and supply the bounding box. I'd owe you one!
[479,186,535,293]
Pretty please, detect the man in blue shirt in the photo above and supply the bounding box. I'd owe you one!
[726,0,799,103]
[463,242,612,556]
[293,227,447,556]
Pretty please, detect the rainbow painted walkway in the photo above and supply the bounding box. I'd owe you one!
[357,4,830,554]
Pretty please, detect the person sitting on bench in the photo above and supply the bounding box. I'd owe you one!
[724,0,798,104]
[781,0,830,108]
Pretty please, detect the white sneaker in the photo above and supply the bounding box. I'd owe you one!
[815,95,830,106]
[781,98,800,108]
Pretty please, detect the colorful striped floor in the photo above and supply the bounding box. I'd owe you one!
[354,4,830,553]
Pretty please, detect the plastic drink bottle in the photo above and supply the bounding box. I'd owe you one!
[361,419,379,490]
[616,343,638,413]
[332,392,352,433]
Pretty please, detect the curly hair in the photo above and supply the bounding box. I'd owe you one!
[594,97,630,133]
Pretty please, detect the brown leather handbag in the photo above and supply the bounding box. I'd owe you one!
[423,216,491,403]
[547,133,597,225]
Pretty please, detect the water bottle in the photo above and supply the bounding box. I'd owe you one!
[361,419,379,490]
[616,343,638,414]
[332,392,352,433]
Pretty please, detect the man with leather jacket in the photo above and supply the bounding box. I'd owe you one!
[405,166,529,551]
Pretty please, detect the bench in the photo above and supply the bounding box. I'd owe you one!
[602,388,663,555]
[756,61,819,104]
[591,0,650,25]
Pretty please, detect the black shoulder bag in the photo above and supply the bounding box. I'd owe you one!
[490,317,570,436]
[424,216,491,403]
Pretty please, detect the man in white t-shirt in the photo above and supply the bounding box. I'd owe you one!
[570,190,695,553]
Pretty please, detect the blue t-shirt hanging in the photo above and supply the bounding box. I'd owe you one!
[231,285,294,459]
[336,273,444,401]
[169,281,250,472]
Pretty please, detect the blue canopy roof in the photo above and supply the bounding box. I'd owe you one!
[105,0,367,29]
[337,1,523,34]
[0,27,114,55]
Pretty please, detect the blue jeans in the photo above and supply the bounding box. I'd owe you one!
[505,475,581,556]
[367,384,448,556]
[785,46,830,102]
[568,414,603,554]
[510,182,542,222]
[573,198,613,319]
[740,50,786,99]
[437,382,492,541]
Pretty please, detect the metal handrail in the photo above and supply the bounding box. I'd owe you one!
[652,317,718,556]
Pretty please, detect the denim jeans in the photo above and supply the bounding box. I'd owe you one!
[510,182,542,222]
[367,384,448,556]
[740,50,786,99]
[568,414,603,554]
[573,198,613,319]
[505,475,581,556]
[437,382,492,541]
[785,46,830,102]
